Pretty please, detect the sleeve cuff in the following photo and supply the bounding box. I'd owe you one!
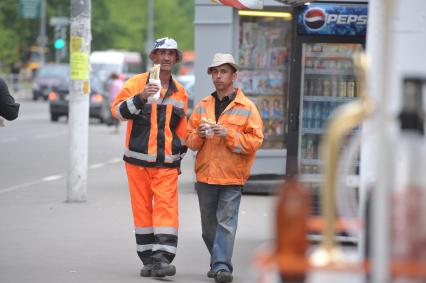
[132,94,146,109]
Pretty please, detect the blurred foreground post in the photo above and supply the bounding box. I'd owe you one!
[67,0,91,202]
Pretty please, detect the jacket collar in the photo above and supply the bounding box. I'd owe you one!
[202,88,247,106]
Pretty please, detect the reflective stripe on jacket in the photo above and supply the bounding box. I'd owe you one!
[186,88,264,185]
[112,72,188,168]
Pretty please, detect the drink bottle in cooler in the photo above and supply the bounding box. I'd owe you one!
[339,79,347,97]
[331,78,338,97]
[323,79,331,96]
[347,79,355,97]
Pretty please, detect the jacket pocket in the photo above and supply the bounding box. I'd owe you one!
[129,105,152,153]
[225,115,246,131]
[170,106,185,129]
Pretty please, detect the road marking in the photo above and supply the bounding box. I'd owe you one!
[43,175,63,181]
[0,158,122,194]
[0,179,44,194]
[89,163,104,169]
[35,132,68,139]
[107,158,122,164]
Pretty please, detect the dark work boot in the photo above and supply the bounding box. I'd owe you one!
[139,264,153,277]
[207,269,215,278]
[151,262,176,277]
[215,270,233,283]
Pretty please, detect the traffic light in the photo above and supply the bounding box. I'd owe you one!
[54,26,66,49]
[53,25,67,62]
[54,38,65,49]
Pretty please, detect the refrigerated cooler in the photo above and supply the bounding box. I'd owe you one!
[286,2,368,216]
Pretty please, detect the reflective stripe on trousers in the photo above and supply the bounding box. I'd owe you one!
[126,163,179,264]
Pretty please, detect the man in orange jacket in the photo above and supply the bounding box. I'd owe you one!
[186,53,264,283]
[111,37,188,278]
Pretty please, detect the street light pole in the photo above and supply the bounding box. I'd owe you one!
[39,0,46,66]
[67,0,91,202]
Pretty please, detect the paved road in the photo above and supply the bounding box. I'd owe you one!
[0,101,280,283]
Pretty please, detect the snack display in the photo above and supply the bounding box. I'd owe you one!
[148,64,161,102]
[201,117,215,138]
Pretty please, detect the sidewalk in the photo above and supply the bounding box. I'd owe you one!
[0,155,274,283]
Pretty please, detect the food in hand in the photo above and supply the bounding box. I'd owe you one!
[200,117,215,138]
[201,117,215,125]
[149,64,161,80]
[148,64,161,102]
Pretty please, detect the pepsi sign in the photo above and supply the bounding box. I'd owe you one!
[298,3,368,36]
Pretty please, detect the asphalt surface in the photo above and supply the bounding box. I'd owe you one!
[0,101,364,283]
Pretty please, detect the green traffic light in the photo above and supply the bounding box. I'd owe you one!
[54,38,65,49]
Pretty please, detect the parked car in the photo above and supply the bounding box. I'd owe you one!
[175,74,194,116]
[32,63,70,100]
[48,76,110,123]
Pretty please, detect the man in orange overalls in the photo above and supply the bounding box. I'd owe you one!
[111,37,188,278]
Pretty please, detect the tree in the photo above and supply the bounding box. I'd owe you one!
[0,0,195,71]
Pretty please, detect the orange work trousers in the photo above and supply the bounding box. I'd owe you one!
[125,163,179,264]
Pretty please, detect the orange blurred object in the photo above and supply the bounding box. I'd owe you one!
[48,91,57,101]
[178,51,195,75]
[275,177,310,281]
[91,93,103,103]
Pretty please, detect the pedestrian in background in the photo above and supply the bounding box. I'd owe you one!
[111,37,188,278]
[107,72,124,132]
[186,53,264,283]
[10,61,21,92]
[0,77,20,125]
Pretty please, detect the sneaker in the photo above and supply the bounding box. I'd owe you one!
[139,264,153,277]
[215,270,233,283]
[207,269,215,278]
[151,262,176,277]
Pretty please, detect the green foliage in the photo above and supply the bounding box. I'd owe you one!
[0,0,194,71]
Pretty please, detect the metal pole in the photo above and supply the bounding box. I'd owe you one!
[145,0,154,70]
[67,0,91,202]
[365,0,395,282]
[39,0,46,66]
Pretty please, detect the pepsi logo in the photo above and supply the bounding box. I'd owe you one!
[304,8,326,30]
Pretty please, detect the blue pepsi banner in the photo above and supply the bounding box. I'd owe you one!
[297,3,368,36]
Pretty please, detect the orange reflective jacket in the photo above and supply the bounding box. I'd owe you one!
[112,72,188,168]
[186,88,264,185]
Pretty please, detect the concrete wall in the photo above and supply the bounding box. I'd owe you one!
[194,0,237,105]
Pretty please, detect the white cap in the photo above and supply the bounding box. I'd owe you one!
[207,53,239,74]
[149,37,183,63]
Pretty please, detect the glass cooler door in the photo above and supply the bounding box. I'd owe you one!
[298,43,363,180]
